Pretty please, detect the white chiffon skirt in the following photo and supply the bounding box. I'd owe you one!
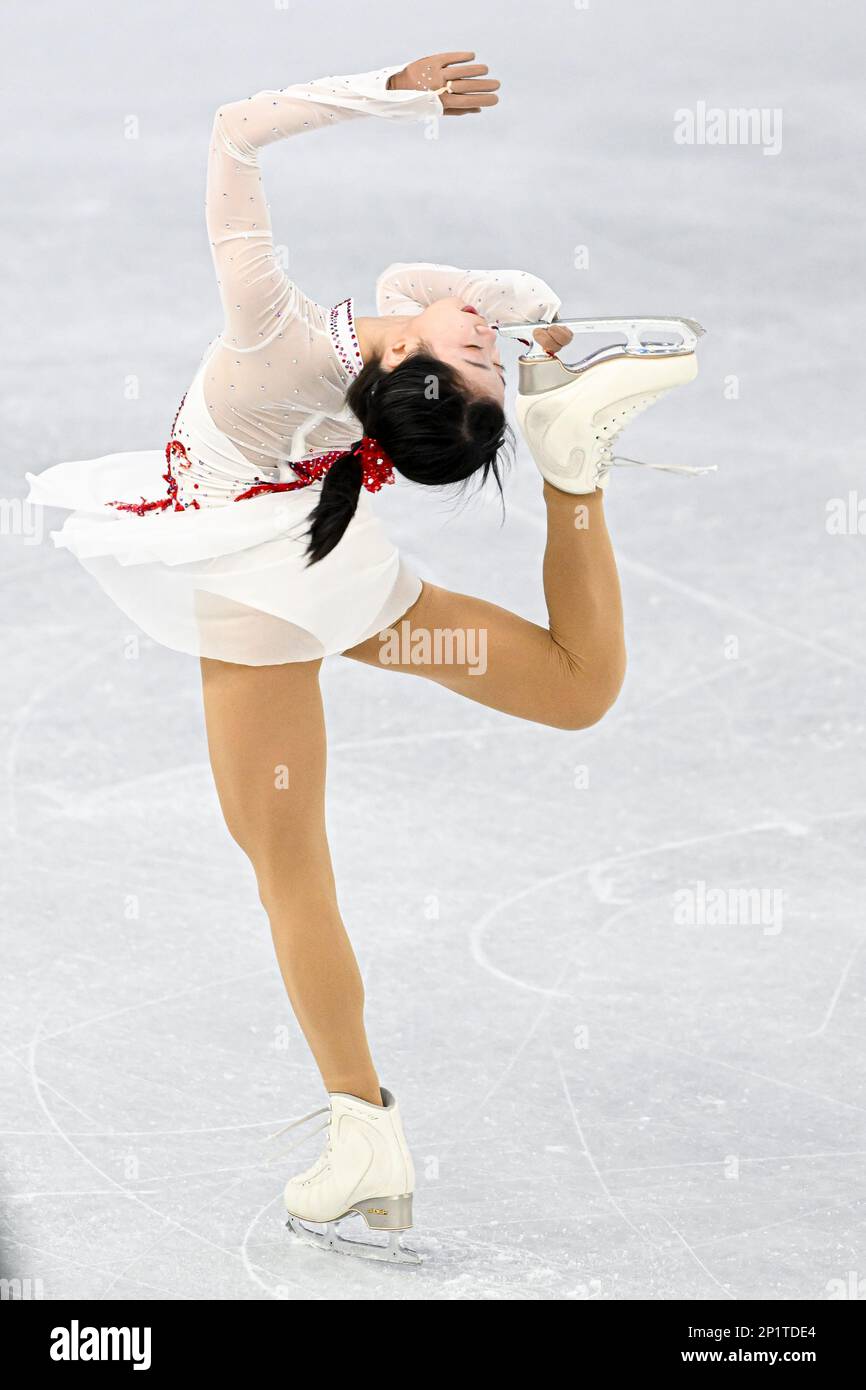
[25,448,422,666]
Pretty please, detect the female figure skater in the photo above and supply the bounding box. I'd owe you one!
[27,51,704,1263]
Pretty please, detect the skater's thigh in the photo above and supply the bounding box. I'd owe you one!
[343,580,556,712]
[199,656,329,873]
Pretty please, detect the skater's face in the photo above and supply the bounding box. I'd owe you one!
[385,299,506,403]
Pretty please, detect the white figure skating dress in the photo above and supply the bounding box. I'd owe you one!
[26,66,560,666]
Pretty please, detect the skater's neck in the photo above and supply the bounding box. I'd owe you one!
[354,315,415,363]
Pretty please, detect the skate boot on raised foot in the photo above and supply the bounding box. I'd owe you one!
[271,1087,420,1265]
[498,317,714,495]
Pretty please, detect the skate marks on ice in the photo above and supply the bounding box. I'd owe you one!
[2,948,435,1297]
[3,642,112,839]
[469,809,866,1034]
[459,813,866,1295]
[9,1018,299,1300]
[555,1055,736,1300]
[7,997,622,1298]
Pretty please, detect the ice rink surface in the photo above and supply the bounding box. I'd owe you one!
[2,0,864,1300]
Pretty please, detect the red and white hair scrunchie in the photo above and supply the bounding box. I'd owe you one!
[355,435,395,493]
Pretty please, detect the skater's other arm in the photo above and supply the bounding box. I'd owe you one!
[376,262,562,327]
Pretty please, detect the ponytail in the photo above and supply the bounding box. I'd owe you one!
[304,450,363,565]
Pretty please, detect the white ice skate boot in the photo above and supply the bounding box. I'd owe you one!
[499,317,713,495]
[272,1087,419,1264]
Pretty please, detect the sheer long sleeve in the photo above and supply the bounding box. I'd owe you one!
[375,262,561,325]
[206,69,442,350]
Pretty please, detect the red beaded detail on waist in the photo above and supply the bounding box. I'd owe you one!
[234,451,345,501]
[108,439,201,515]
[107,392,350,517]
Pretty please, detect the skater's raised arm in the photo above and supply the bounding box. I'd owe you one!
[205,53,501,350]
[205,67,441,350]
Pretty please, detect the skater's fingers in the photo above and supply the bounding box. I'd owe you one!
[444,77,501,93]
[547,324,574,347]
[442,63,490,79]
[532,330,572,355]
[436,51,477,67]
[442,91,499,111]
[533,324,573,354]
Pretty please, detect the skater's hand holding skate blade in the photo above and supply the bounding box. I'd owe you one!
[388,52,500,115]
[533,323,574,357]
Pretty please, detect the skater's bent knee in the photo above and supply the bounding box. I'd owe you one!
[547,644,626,730]
[547,691,619,731]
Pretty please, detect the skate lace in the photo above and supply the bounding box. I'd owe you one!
[605,449,717,477]
[594,391,716,480]
[265,1105,332,1165]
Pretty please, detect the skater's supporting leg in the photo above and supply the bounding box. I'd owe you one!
[199,656,382,1105]
[344,485,626,728]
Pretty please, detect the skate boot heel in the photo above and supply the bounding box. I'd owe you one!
[518,354,579,397]
[350,1193,413,1231]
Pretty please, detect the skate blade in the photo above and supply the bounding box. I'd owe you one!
[498,316,705,362]
[286,1215,422,1265]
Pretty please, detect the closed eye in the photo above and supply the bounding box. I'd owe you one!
[463,357,506,383]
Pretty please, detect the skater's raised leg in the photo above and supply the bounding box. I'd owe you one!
[199,655,382,1107]
[345,483,627,728]
[345,342,704,715]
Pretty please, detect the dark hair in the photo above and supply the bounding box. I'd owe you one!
[305,352,508,564]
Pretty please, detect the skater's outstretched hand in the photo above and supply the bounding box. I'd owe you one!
[388,52,500,115]
[533,324,574,356]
